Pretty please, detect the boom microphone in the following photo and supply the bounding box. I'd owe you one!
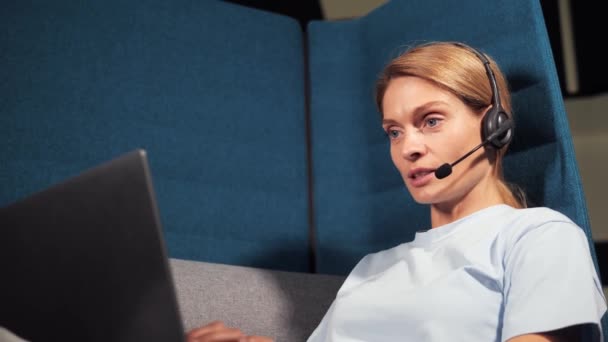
[434,120,513,179]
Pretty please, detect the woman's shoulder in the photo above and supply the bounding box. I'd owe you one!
[509,205,575,223]
[497,205,587,251]
[353,206,581,272]
[502,205,578,230]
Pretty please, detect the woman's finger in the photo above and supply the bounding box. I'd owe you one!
[186,321,244,341]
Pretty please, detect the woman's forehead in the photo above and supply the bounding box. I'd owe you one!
[382,77,462,119]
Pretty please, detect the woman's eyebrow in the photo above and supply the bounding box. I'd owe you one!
[382,100,448,126]
[381,118,400,127]
[413,100,448,116]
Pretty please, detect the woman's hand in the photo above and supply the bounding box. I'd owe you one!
[186,321,274,342]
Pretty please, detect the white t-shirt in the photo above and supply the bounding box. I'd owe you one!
[308,204,607,342]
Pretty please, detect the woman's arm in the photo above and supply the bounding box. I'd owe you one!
[507,325,580,342]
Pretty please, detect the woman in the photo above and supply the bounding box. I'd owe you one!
[187,41,607,342]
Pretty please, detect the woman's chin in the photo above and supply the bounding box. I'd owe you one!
[407,185,440,204]
[409,193,437,205]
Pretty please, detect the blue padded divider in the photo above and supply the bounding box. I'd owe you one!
[1,0,310,272]
[308,0,597,275]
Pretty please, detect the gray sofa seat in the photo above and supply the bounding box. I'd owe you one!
[170,258,345,341]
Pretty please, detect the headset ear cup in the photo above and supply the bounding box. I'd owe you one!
[482,108,513,149]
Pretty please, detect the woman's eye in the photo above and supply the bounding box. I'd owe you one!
[387,130,401,139]
[425,117,440,128]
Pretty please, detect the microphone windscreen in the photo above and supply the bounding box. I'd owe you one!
[435,163,452,179]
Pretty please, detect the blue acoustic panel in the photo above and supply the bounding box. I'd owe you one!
[1,1,310,272]
[307,0,595,277]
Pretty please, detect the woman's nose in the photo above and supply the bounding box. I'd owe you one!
[400,133,426,162]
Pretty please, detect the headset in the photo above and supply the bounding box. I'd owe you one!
[454,42,513,149]
[434,42,514,179]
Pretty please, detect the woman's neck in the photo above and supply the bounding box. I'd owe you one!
[430,177,507,228]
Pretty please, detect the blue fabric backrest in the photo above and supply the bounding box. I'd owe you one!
[0,1,310,272]
[308,0,597,274]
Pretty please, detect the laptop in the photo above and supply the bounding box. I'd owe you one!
[0,149,186,342]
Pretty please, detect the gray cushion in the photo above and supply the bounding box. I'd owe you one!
[170,258,345,341]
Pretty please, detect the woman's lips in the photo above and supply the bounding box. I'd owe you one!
[408,168,436,187]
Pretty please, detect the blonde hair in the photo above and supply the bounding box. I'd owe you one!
[375,41,526,208]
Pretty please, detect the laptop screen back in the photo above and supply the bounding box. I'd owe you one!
[0,149,185,342]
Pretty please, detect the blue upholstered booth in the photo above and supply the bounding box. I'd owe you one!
[2,0,605,336]
[0,0,310,271]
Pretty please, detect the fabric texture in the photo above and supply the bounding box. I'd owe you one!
[170,258,345,342]
[0,0,310,271]
[308,205,607,342]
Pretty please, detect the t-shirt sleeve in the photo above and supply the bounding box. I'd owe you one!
[501,220,607,341]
